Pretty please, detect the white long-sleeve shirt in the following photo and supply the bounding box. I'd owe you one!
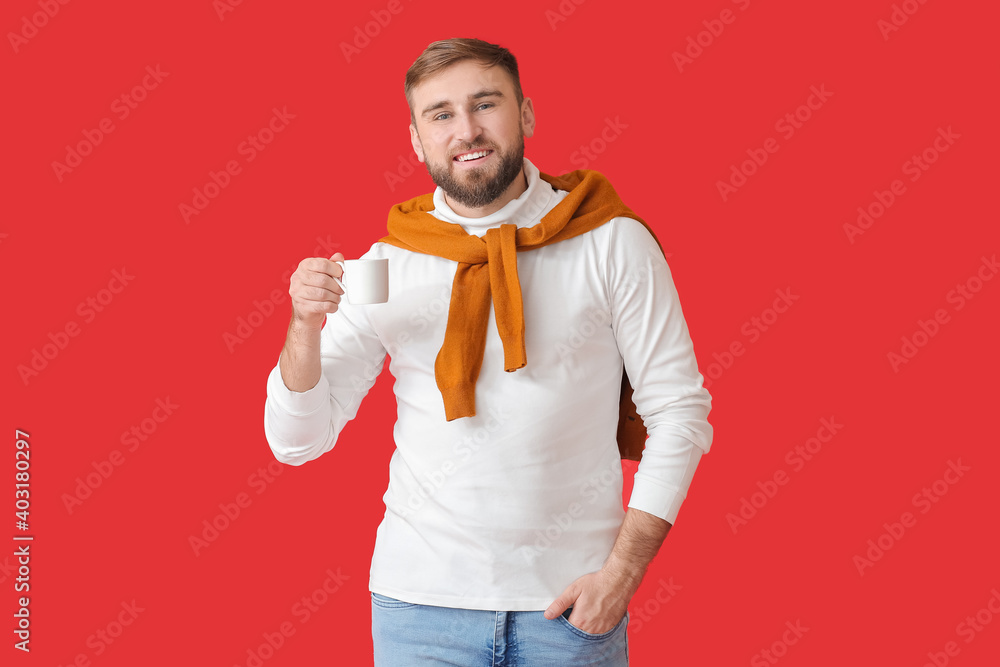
[264,158,713,611]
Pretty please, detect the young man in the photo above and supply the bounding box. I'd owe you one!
[264,38,713,666]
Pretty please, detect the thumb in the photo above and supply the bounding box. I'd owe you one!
[543,587,577,620]
[330,252,345,262]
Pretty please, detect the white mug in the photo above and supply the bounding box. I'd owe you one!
[333,258,389,305]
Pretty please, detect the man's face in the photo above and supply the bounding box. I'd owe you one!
[409,60,535,210]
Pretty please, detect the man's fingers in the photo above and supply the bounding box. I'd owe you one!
[292,263,344,296]
[303,285,342,302]
[288,254,348,326]
[298,272,343,295]
[544,589,576,620]
[300,256,343,279]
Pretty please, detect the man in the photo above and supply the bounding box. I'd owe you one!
[264,38,713,665]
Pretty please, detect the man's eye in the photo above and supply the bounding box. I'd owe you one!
[434,113,451,121]
[476,103,493,110]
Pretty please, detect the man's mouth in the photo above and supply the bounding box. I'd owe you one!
[453,149,493,163]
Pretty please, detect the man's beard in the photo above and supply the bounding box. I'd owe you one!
[424,131,525,209]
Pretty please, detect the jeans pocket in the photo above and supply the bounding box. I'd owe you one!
[370,591,418,609]
[557,608,628,640]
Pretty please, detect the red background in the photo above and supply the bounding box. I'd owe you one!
[4,0,998,665]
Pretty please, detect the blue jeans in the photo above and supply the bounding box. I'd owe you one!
[371,592,629,666]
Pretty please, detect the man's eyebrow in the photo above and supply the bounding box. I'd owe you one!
[420,89,505,118]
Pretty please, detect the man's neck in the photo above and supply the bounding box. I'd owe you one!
[444,168,529,218]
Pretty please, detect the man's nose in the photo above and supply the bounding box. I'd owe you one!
[453,111,484,144]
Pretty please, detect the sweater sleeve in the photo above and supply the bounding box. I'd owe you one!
[263,294,387,466]
[606,217,714,525]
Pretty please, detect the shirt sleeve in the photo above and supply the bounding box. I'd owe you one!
[263,287,388,466]
[605,216,714,525]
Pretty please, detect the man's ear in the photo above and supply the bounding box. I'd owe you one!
[409,123,425,163]
[521,97,536,139]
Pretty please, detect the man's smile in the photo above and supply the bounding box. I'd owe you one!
[453,149,494,164]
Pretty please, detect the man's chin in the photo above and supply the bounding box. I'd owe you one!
[442,181,505,209]
[450,162,495,180]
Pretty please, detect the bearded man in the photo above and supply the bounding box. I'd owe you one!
[264,37,714,666]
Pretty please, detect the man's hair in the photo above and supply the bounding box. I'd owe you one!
[405,38,524,124]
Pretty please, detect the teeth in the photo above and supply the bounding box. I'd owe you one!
[457,150,490,161]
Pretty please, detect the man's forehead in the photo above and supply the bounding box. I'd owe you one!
[412,61,515,104]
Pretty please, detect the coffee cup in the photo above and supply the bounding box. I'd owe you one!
[333,258,389,305]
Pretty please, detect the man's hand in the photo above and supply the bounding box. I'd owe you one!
[288,252,346,331]
[279,251,345,392]
[545,508,671,634]
[543,568,635,635]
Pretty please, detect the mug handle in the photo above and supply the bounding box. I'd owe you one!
[332,259,345,293]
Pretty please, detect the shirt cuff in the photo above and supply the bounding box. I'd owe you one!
[266,363,330,416]
[627,443,703,525]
